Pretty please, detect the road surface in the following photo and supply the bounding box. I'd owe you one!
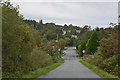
[36,47,101,78]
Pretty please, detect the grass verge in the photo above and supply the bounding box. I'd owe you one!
[22,58,64,79]
[78,57,83,59]
[80,60,119,79]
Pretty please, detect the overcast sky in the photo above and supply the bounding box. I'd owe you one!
[10,0,118,29]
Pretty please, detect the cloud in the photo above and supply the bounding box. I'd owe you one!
[10,0,119,2]
[10,1,118,29]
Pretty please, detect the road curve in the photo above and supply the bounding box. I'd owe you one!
[36,47,101,78]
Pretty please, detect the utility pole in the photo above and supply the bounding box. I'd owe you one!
[56,34,61,58]
[56,34,59,58]
[57,34,58,42]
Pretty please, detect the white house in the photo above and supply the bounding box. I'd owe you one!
[67,30,71,33]
[72,35,77,38]
[62,30,66,35]
[76,30,81,33]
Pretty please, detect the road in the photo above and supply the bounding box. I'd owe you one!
[36,47,101,78]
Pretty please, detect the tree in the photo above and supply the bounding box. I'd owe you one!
[58,38,66,50]
[76,31,92,53]
[71,29,76,35]
[78,45,82,56]
[39,19,43,25]
[65,37,70,46]
[69,37,77,46]
[58,38,66,58]
[85,31,100,54]
[95,27,100,32]
[2,1,28,77]
[80,25,91,35]
[63,24,68,30]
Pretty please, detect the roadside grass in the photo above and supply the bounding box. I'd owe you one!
[22,58,64,79]
[80,60,119,79]
[78,57,83,59]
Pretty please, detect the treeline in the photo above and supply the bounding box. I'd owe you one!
[24,19,63,42]
[24,19,82,46]
[76,24,119,77]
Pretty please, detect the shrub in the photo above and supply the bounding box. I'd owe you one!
[98,33,119,77]
[29,48,53,70]
[98,55,118,76]
[84,56,93,64]
[92,47,103,66]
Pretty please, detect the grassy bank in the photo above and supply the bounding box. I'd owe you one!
[22,58,64,79]
[80,60,119,79]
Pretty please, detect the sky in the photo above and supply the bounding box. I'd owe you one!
[10,0,118,29]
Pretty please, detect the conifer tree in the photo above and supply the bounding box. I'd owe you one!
[85,31,100,54]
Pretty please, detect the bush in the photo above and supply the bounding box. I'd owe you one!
[92,47,103,66]
[98,55,118,76]
[84,47,102,65]
[84,56,93,64]
[29,48,53,70]
[77,45,83,57]
[85,47,119,77]
[98,33,119,77]
[80,60,118,78]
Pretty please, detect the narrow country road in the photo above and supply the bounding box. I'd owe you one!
[36,47,101,79]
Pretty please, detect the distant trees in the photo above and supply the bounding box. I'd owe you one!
[24,19,37,28]
[85,31,100,54]
[80,25,91,35]
[39,20,43,25]
[63,24,68,30]
[25,19,82,47]
[65,37,70,46]
[76,31,92,56]
[46,31,57,41]
[37,20,43,30]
